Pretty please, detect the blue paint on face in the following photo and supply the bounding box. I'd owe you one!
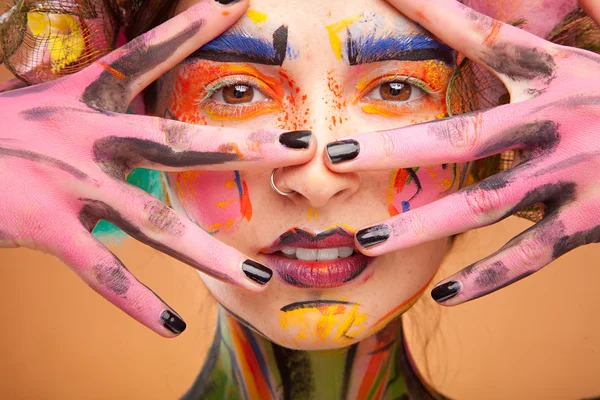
[347,32,455,65]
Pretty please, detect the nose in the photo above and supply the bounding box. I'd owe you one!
[275,136,361,209]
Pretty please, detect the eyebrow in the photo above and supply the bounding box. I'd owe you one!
[346,31,455,66]
[188,25,288,66]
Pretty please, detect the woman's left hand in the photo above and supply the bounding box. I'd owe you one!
[325,0,600,305]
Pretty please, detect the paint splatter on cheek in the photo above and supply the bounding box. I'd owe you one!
[276,69,311,130]
[386,164,464,216]
[168,170,252,234]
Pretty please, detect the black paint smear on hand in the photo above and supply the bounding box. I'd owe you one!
[79,199,234,284]
[82,21,204,112]
[92,136,239,178]
[553,225,600,259]
[471,260,510,287]
[0,146,88,180]
[484,43,556,82]
[20,106,99,121]
[93,262,131,295]
[475,120,560,159]
[504,181,576,218]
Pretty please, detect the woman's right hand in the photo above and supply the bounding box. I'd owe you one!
[0,0,315,336]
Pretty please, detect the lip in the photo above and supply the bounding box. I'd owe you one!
[260,227,373,288]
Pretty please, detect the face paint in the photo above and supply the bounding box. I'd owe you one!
[325,15,361,60]
[169,169,252,234]
[246,10,268,27]
[279,300,368,347]
[386,164,459,216]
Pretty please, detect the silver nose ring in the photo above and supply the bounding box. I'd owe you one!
[270,168,295,196]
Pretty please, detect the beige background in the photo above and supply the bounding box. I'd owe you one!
[1,65,600,399]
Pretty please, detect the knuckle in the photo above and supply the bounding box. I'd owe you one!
[512,238,546,269]
[464,185,504,220]
[142,200,186,237]
[438,114,482,156]
[380,131,401,160]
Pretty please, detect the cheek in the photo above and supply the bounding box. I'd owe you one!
[386,164,463,216]
[167,171,253,233]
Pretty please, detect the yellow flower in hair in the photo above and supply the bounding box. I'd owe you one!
[27,12,85,74]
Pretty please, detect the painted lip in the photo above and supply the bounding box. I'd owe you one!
[260,227,373,288]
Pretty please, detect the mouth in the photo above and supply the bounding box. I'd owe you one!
[260,226,373,288]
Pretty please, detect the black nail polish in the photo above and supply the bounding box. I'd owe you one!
[214,0,242,4]
[431,281,461,303]
[326,140,360,164]
[161,310,187,334]
[242,260,273,285]
[356,224,390,248]
[279,130,312,149]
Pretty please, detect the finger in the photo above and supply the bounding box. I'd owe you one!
[82,181,273,291]
[0,78,28,94]
[353,163,570,256]
[579,0,600,26]
[56,229,187,337]
[325,105,558,172]
[80,0,249,112]
[385,0,557,85]
[428,200,600,305]
[96,114,315,176]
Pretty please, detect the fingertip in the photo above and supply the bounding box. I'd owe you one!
[430,280,462,305]
[160,310,187,336]
[325,139,361,165]
[242,259,273,288]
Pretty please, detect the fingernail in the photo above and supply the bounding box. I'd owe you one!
[279,130,312,149]
[242,260,273,285]
[214,0,242,4]
[326,140,360,164]
[356,224,390,248]
[161,310,187,334]
[431,281,461,303]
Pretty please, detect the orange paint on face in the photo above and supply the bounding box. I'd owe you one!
[168,61,284,123]
[326,70,347,131]
[275,69,310,131]
[221,10,230,16]
[354,60,451,118]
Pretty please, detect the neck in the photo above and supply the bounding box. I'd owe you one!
[183,307,443,400]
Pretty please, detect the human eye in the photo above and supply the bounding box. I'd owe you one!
[364,80,426,103]
[357,74,446,118]
[200,75,279,120]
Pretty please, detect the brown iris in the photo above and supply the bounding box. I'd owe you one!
[222,84,254,104]
[380,82,411,101]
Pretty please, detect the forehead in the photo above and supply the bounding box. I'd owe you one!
[176,0,435,61]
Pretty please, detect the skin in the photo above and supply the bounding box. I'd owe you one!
[160,0,461,352]
[0,0,597,397]
[325,0,600,306]
[0,0,319,337]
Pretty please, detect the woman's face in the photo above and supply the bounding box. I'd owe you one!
[155,0,461,350]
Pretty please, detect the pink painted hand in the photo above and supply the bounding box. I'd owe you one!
[325,0,600,305]
[0,0,316,336]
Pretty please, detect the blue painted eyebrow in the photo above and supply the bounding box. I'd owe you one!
[347,32,455,65]
[187,26,288,66]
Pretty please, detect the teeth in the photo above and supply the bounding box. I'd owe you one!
[317,248,338,260]
[281,247,354,261]
[281,247,296,255]
[296,248,318,261]
[338,247,354,257]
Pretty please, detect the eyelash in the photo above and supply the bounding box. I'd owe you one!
[198,74,440,119]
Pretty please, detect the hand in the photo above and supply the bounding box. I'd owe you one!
[325,0,600,305]
[0,0,315,336]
